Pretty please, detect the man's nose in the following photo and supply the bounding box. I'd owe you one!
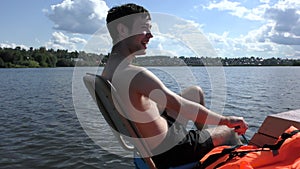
[146,32,153,38]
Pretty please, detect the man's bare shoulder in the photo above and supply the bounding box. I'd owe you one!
[127,65,147,72]
[112,65,149,84]
[119,65,152,79]
[130,65,161,81]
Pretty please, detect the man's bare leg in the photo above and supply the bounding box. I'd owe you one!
[181,86,207,130]
[207,126,242,146]
[167,86,242,146]
[165,86,207,129]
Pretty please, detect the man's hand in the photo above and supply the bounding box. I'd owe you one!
[223,116,248,135]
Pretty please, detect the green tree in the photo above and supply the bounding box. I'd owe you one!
[0,50,14,63]
[293,60,300,66]
[0,57,5,68]
[34,53,48,67]
[101,53,109,64]
[27,60,40,68]
[46,53,57,67]
[56,59,74,67]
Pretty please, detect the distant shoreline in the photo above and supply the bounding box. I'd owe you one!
[1,47,299,68]
[1,65,300,69]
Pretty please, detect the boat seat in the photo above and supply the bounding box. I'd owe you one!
[250,109,300,147]
[83,73,200,169]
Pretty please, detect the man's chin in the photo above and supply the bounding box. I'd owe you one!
[135,50,146,56]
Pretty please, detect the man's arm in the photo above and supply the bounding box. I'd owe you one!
[130,69,248,134]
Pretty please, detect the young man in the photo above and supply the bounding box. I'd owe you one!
[102,3,248,168]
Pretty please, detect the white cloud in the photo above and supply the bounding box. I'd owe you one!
[146,34,183,57]
[45,0,109,34]
[263,8,300,45]
[260,0,270,4]
[82,29,112,54]
[203,0,300,58]
[52,31,69,45]
[204,0,265,21]
[0,43,29,50]
[205,0,241,11]
[273,0,300,10]
[148,13,216,57]
[207,22,298,58]
[46,32,87,51]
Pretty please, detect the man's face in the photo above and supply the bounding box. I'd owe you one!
[127,15,153,55]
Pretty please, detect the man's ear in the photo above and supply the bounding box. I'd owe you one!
[117,23,129,40]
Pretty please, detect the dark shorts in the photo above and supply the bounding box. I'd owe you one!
[151,121,214,169]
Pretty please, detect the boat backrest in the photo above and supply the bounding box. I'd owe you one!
[83,73,156,168]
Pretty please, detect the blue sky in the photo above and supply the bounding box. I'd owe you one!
[1,0,299,58]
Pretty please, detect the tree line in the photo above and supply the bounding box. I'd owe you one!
[0,46,299,68]
[134,56,300,66]
[180,56,300,66]
[0,46,107,68]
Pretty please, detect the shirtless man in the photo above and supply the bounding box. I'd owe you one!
[102,3,248,168]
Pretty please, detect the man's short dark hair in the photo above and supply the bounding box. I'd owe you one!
[106,3,151,43]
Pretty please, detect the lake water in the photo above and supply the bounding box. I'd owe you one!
[0,66,299,169]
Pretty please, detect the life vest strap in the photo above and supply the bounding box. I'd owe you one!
[197,129,300,169]
[263,130,299,150]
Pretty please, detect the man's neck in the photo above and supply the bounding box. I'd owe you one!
[110,43,135,65]
[102,48,132,81]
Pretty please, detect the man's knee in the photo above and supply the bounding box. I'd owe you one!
[181,86,205,105]
[207,126,242,146]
